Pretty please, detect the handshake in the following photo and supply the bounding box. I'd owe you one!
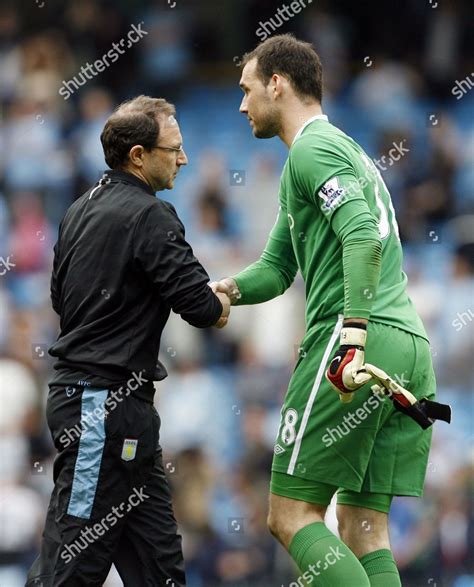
[209,277,241,329]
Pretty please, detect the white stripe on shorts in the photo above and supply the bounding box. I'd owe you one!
[287,314,344,475]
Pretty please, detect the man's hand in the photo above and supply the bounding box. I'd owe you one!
[325,321,371,403]
[213,291,231,328]
[209,277,241,305]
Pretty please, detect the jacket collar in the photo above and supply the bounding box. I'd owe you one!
[102,169,156,197]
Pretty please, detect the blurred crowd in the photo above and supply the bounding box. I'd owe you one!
[0,1,473,586]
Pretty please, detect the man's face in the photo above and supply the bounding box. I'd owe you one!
[239,58,282,139]
[142,115,188,191]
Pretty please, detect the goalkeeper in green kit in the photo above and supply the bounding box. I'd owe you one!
[211,34,450,586]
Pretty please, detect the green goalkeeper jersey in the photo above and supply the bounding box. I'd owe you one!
[233,116,428,341]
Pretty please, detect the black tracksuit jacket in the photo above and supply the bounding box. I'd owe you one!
[49,169,222,389]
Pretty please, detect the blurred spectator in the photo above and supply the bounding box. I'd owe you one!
[0,360,44,587]
[0,6,21,102]
[72,87,113,190]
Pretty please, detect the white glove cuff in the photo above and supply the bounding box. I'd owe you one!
[227,278,242,304]
[340,326,367,347]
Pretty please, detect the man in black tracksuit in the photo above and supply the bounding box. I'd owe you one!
[26,96,230,587]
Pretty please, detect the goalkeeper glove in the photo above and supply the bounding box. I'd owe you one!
[362,363,451,429]
[326,321,371,403]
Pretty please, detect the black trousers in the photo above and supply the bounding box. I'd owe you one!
[26,384,186,586]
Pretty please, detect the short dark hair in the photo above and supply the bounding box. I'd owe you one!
[100,95,176,169]
[243,34,323,103]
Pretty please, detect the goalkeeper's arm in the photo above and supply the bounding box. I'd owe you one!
[325,197,383,401]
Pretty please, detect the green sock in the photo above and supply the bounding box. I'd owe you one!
[289,522,370,586]
[359,549,401,587]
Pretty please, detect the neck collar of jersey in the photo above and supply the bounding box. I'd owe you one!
[103,170,156,196]
[292,114,329,145]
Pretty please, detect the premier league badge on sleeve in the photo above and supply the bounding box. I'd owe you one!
[318,177,345,211]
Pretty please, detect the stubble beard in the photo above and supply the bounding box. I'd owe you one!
[253,105,282,139]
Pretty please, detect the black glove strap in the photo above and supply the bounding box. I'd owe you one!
[339,344,365,351]
[392,397,452,430]
[342,320,367,330]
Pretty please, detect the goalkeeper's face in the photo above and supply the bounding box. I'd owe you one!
[239,59,282,139]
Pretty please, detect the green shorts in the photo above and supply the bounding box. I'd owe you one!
[271,316,435,505]
[271,472,393,513]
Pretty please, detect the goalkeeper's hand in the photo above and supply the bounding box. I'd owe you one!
[326,321,372,403]
[209,277,241,305]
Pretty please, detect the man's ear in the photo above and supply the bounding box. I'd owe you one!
[129,145,145,167]
[270,73,283,98]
